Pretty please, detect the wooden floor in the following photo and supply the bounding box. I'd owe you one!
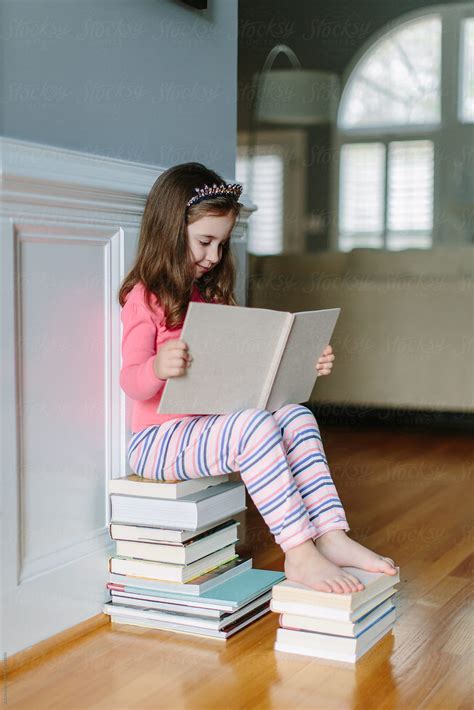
[3,422,473,709]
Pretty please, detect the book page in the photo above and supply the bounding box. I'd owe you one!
[258,312,294,408]
[265,308,341,412]
[157,303,289,414]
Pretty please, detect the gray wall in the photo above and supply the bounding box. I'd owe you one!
[1,0,238,178]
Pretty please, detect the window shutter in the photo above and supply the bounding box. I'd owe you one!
[387,140,434,248]
[461,18,474,122]
[236,151,284,255]
[339,143,385,250]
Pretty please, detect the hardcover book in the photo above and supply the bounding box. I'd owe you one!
[108,555,253,595]
[157,302,341,414]
[272,567,400,612]
[110,480,246,530]
[108,473,229,499]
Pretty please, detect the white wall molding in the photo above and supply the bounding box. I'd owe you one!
[0,137,257,223]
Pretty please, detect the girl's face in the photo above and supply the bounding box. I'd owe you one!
[187,211,236,279]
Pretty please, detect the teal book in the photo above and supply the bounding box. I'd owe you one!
[107,568,286,612]
[199,569,286,607]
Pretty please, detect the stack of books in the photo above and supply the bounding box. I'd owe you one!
[271,566,400,663]
[104,473,285,638]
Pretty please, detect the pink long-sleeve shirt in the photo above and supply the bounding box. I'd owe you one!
[120,281,207,433]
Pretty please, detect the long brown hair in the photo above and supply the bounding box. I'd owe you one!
[118,162,242,329]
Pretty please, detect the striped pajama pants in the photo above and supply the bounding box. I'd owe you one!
[127,404,350,552]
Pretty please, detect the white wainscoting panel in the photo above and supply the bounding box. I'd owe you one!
[0,137,255,656]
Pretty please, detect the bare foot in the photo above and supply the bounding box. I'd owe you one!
[315,529,398,576]
[284,539,365,594]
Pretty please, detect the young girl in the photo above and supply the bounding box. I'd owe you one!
[118,162,397,595]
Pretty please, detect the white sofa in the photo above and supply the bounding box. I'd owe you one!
[247,246,474,413]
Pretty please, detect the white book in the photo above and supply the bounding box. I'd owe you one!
[108,555,253,596]
[109,519,237,544]
[272,567,400,612]
[114,521,239,565]
[270,588,397,623]
[110,591,225,618]
[275,623,395,664]
[110,480,246,530]
[157,302,340,414]
[275,608,396,663]
[109,473,229,499]
[109,544,238,583]
[105,601,271,640]
[103,590,272,631]
[280,599,396,637]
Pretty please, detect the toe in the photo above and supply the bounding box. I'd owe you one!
[318,581,333,593]
[344,572,365,590]
[380,556,398,573]
[336,577,352,594]
[341,575,358,592]
[327,579,345,594]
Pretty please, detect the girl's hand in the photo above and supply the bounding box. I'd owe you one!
[153,339,193,380]
[315,344,335,376]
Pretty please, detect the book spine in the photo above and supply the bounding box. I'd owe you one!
[258,313,295,408]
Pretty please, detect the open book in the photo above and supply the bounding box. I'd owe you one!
[157,303,340,415]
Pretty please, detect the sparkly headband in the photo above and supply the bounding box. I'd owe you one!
[186,182,243,208]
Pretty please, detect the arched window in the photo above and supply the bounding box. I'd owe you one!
[335,4,474,251]
[340,15,441,129]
